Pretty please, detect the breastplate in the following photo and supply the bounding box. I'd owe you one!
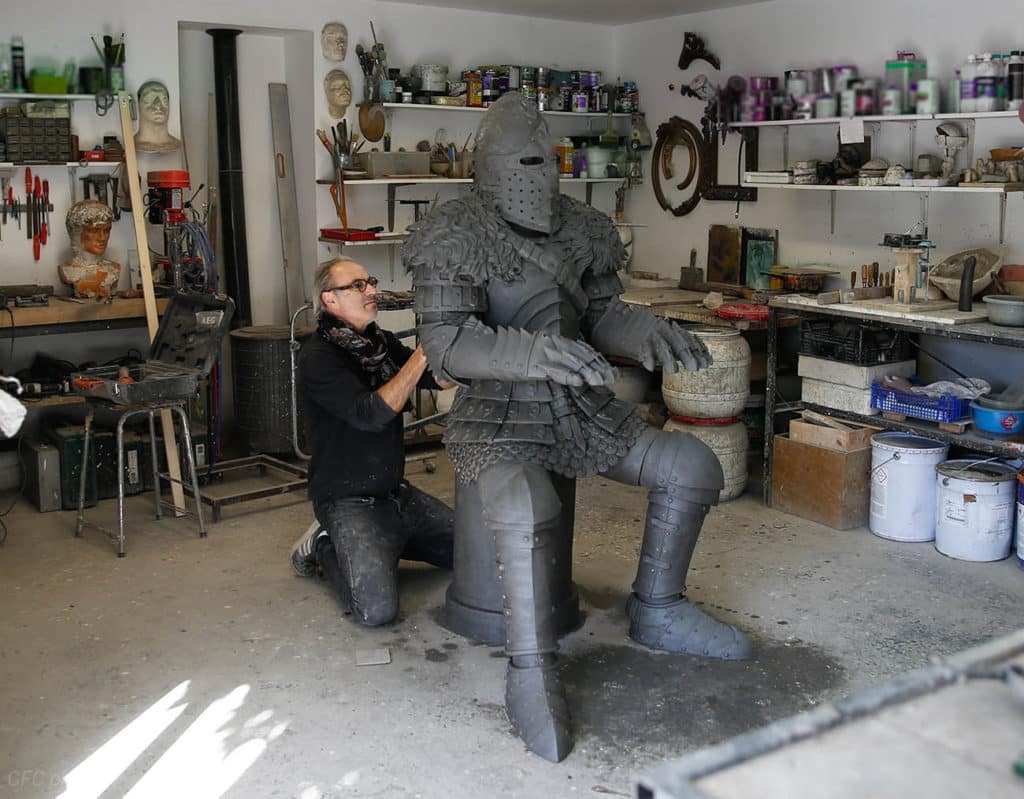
[482,259,586,338]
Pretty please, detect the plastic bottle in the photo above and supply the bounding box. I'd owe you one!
[564,137,575,175]
[993,54,1006,110]
[975,53,997,112]
[1008,51,1024,112]
[10,35,26,92]
[960,54,977,113]
[0,44,10,92]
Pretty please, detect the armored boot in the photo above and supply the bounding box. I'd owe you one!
[479,463,573,762]
[627,488,753,660]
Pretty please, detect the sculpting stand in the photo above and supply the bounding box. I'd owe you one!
[443,472,580,646]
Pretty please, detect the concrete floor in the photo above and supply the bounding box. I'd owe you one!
[0,453,1020,799]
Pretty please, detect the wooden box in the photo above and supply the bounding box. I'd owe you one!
[789,419,880,452]
[771,434,871,530]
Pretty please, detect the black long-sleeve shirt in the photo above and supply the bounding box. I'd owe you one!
[299,330,438,503]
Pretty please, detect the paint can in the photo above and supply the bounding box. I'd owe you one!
[915,78,941,114]
[855,86,876,115]
[663,416,748,502]
[1017,470,1024,568]
[881,87,902,115]
[506,65,521,91]
[935,460,1016,561]
[840,88,857,117]
[869,433,949,542]
[815,95,836,118]
[831,65,859,94]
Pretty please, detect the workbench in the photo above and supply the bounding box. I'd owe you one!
[763,294,1024,505]
[0,297,170,337]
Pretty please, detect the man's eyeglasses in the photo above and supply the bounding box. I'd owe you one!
[324,276,379,295]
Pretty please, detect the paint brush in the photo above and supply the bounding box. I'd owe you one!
[316,129,335,156]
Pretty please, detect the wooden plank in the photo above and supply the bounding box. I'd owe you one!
[790,418,881,451]
[784,293,988,325]
[619,288,707,308]
[800,409,855,430]
[119,92,185,515]
[0,298,170,328]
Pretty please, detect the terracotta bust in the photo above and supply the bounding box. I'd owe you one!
[134,80,182,154]
[59,200,122,298]
[324,69,352,118]
[321,22,348,61]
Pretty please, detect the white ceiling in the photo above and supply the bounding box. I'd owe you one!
[379,0,768,25]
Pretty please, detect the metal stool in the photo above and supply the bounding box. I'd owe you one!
[75,400,206,557]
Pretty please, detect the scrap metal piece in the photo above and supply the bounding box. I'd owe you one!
[355,648,392,666]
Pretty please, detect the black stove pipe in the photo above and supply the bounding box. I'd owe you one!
[207,28,252,327]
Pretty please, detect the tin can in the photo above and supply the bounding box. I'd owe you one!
[521,66,536,85]
[401,91,413,104]
[589,71,602,90]
[521,83,537,102]
[506,65,521,91]
[497,75,509,95]
[559,82,573,110]
[536,66,552,88]
[840,88,857,117]
[572,89,590,112]
[464,71,483,107]
[570,70,581,90]
[915,79,940,114]
[855,86,876,115]
[881,87,901,115]
[482,69,498,91]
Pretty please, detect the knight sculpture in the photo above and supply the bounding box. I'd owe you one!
[403,92,752,762]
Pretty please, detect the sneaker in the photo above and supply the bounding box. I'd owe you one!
[291,521,328,577]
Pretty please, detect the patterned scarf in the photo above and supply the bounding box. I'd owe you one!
[318,313,399,388]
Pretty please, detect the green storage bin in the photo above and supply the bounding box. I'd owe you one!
[28,73,69,94]
[48,425,97,510]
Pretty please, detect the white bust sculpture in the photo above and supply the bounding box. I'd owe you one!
[134,80,181,154]
[321,22,348,61]
[324,69,352,118]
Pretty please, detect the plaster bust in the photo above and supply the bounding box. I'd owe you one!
[321,22,348,61]
[324,69,352,118]
[134,80,182,154]
[60,200,122,298]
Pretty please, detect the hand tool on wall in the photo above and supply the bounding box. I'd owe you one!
[7,186,18,230]
[850,270,857,289]
[861,264,868,287]
[25,168,33,241]
[872,262,879,287]
[32,175,41,260]
[40,180,49,247]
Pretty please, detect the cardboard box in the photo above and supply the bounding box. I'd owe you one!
[789,418,881,452]
[354,151,430,178]
[771,434,871,530]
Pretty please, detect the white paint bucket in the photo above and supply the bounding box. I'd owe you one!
[869,433,949,542]
[663,416,748,502]
[662,327,751,419]
[935,460,1017,561]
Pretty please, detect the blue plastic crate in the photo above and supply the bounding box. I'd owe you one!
[870,383,971,423]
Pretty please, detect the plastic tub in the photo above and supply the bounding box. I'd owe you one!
[971,401,1024,435]
[982,295,1024,327]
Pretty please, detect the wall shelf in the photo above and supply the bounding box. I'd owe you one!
[315,176,622,185]
[729,110,1020,129]
[380,102,630,119]
[740,182,1021,194]
[318,234,408,246]
[0,93,97,102]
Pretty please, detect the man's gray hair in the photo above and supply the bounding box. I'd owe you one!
[314,256,357,310]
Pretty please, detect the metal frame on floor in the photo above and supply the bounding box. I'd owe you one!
[181,455,308,523]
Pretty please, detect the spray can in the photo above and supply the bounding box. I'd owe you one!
[10,35,26,92]
[1009,51,1024,111]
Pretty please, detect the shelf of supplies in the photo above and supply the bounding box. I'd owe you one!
[318,235,409,246]
[730,110,1020,129]
[380,102,630,119]
[0,161,122,169]
[316,176,623,185]
[0,93,97,102]
[740,182,1022,194]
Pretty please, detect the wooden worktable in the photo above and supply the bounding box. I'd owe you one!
[0,297,170,336]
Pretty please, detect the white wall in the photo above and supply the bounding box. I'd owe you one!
[1,0,620,332]
[615,0,1024,277]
